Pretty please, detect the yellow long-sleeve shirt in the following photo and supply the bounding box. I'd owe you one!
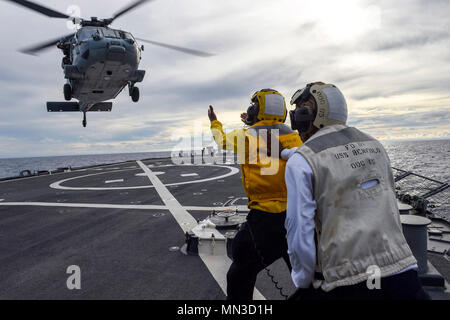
[211,119,302,213]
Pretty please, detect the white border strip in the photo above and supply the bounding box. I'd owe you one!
[0,202,249,212]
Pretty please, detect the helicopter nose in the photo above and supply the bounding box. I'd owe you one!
[108,45,125,54]
[107,45,126,61]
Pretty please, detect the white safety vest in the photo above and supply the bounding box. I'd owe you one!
[297,124,417,292]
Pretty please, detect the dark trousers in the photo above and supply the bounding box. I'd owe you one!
[226,209,291,301]
[288,270,431,300]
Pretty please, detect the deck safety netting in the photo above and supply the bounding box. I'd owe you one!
[393,167,449,221]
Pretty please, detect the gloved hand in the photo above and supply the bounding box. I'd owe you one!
[240,112,248,124]
[208,105,217,122]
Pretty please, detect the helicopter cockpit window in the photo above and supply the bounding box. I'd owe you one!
[78,27,100,40]
[102,28,119,38]
[119,31,134,40]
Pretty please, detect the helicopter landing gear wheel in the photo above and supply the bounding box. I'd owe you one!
[64,83,72,101]
[131,86,139,102]
[82,112,87,128]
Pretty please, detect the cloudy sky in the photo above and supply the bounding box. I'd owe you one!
[0,0,449,158]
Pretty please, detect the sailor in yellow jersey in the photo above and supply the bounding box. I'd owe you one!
[208,89,302,300]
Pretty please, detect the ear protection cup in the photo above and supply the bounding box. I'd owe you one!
[290,106,316,132]
[245,104,259,126]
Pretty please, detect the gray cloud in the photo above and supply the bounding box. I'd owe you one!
[0,0,449,158]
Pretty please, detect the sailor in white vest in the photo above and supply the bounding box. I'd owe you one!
[282,82,429,300]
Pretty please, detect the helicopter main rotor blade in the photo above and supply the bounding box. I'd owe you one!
[108,0,154,24]
[135,38,215,57]
[20,34,74,55]
[4,0,70,19]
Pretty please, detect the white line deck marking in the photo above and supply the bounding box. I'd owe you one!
[105,179,124,184]
[0,199,4,202]
[137,161,199,234]
[136,160,264,300]
[181,173,199,177]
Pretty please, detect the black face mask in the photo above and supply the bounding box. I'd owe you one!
[290,83,316,132]
[290,106,316,132]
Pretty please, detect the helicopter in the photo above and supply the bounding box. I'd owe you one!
[5,0,214,127]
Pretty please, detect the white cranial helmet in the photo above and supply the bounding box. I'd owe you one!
[291,83,348,128]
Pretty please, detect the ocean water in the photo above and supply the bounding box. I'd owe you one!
[382,139,449,220]
[382,139,449,183]
[0,139,448,218]
[0,151,171,179]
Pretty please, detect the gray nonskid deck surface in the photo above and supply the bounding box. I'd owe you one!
[0,158,295,299]
[1,158,447,300]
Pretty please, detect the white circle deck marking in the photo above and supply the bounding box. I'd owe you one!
[50,165,239,191]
